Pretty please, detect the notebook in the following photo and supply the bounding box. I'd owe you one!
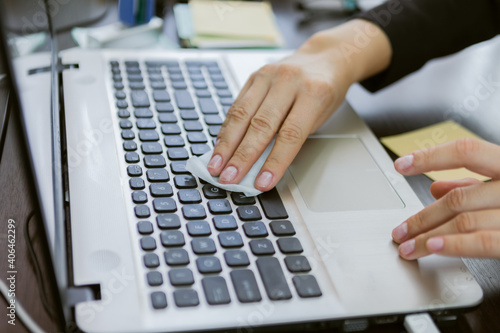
[0,2,482,332]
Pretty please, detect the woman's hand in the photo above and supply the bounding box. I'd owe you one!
[392,138,500,259]
[207,19,392,191]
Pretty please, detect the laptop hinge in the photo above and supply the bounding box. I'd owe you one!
[27,63,79,76]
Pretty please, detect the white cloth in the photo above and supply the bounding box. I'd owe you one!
[186,140,275,197]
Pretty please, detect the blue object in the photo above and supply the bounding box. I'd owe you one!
[119,0,156,26]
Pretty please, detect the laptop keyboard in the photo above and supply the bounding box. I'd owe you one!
[110,59,321,310]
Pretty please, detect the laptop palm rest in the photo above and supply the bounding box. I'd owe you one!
[289,137,404,212]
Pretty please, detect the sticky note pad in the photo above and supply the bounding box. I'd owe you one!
[380,121,490,181]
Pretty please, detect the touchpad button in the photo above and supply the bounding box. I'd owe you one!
[289,137,404,212]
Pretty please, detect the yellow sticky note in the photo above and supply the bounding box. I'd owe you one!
[380,121,490,182]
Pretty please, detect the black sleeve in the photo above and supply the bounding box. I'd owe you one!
[354,0,500,92]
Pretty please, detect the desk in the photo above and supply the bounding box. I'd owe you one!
[1,1,499,332]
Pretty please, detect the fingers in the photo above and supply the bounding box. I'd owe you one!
[430,178,482,199]
[426,232,500,258]
[397,209,500,259]
[207,71,272,176]
[392,180,500,244]
[394,138,500,179]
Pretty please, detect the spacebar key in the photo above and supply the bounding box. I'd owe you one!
[256,257,292,300]
[258,188,288,219]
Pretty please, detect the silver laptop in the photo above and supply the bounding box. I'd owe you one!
[1,3,482,333]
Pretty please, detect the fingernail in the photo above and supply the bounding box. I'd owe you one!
[219,166,237,183]
[256,171,273,189]
[207,154,222,170]
[392,221,408,242]
[427,237,444,252]
[399,239,415,256]
[395,154,414,171]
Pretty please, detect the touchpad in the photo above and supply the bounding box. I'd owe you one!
[289,137,404,212]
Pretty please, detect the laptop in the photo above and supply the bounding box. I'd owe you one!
[0,2,483,332]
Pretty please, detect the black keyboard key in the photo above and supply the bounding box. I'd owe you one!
[174,290,199,308]
[214,81,228,89]
[134,108,153,118]
[136,119,156,129]
[125,60,139,67]
[258,188,288,219]
[187,221,211,236]
[196,256,222,274]
[178,189,202,204]
[270,220,295,236]
[243,222,268,238]
[168,147,189,160]
[113,74,123,82]
[130,81,145,90]
[174,175,197,188]
[256,259,292,302]
[213,215,237,231]
[120,119,133,129]
[140,236,156,251]
[236,206,262,221]
[132,190,148,204]
[141,142,163,154]
[146,169,170,182]
[121,129,135,140]
[169,73,184,81]
[150,81,166,90]
[125,152,140,163]
[191,238,216,254]
[189,69,203,76]
[161,124,181,135]
[144,155,166,168]
[184,120,203,131]
[230,270,262,303]
[186,60,218,67]
[151,292,167,309]
[217,89,232,97]
[147,271,163,286]
[210,74,224,81]
[220,97,234,106]
[198,98,218,114]
[158,113,178,123]
[164,136,185,148]
[131,90,150,107]
[150,183,173,197]
[139,130,159,141]
[284,255,311,273]
[231,192,256,205]
[156,214,181,229]
[114,82,124,90]
[128,74,143,82]
[148,73,163,81]
[203,184,226,199]
[205,115,223,125]
[135,205,151,218]
[123,141,137,151]
[153,197,177,213]
[208,199,232,214]
[277,238,303,254]
[170,161,188,174]
[249,239,275,255]
[143,253,160,268]
[292,275,322,298]
[208,125,221,137]
[116,100,128,109]
[153,90,170,102]
[224,250,249,267]
[218,232,243,248]
[202,276,231,305]
[137,220,153,235]
[180,110,199,121]
[196,90,211,98]
[167,67,182,75]
[169,268,194,286]
[172,81,188,89]
[192,80,208,89]
[156,102,174,112]
[187,132,208,144]
[182,204,206,219]
[127,165,143,177]
[191,144,210,156]
[160,230,185,247]
[174,90,195,109]
[146,60,179,67]
[129,177,145,190]
[165,248,190,266]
